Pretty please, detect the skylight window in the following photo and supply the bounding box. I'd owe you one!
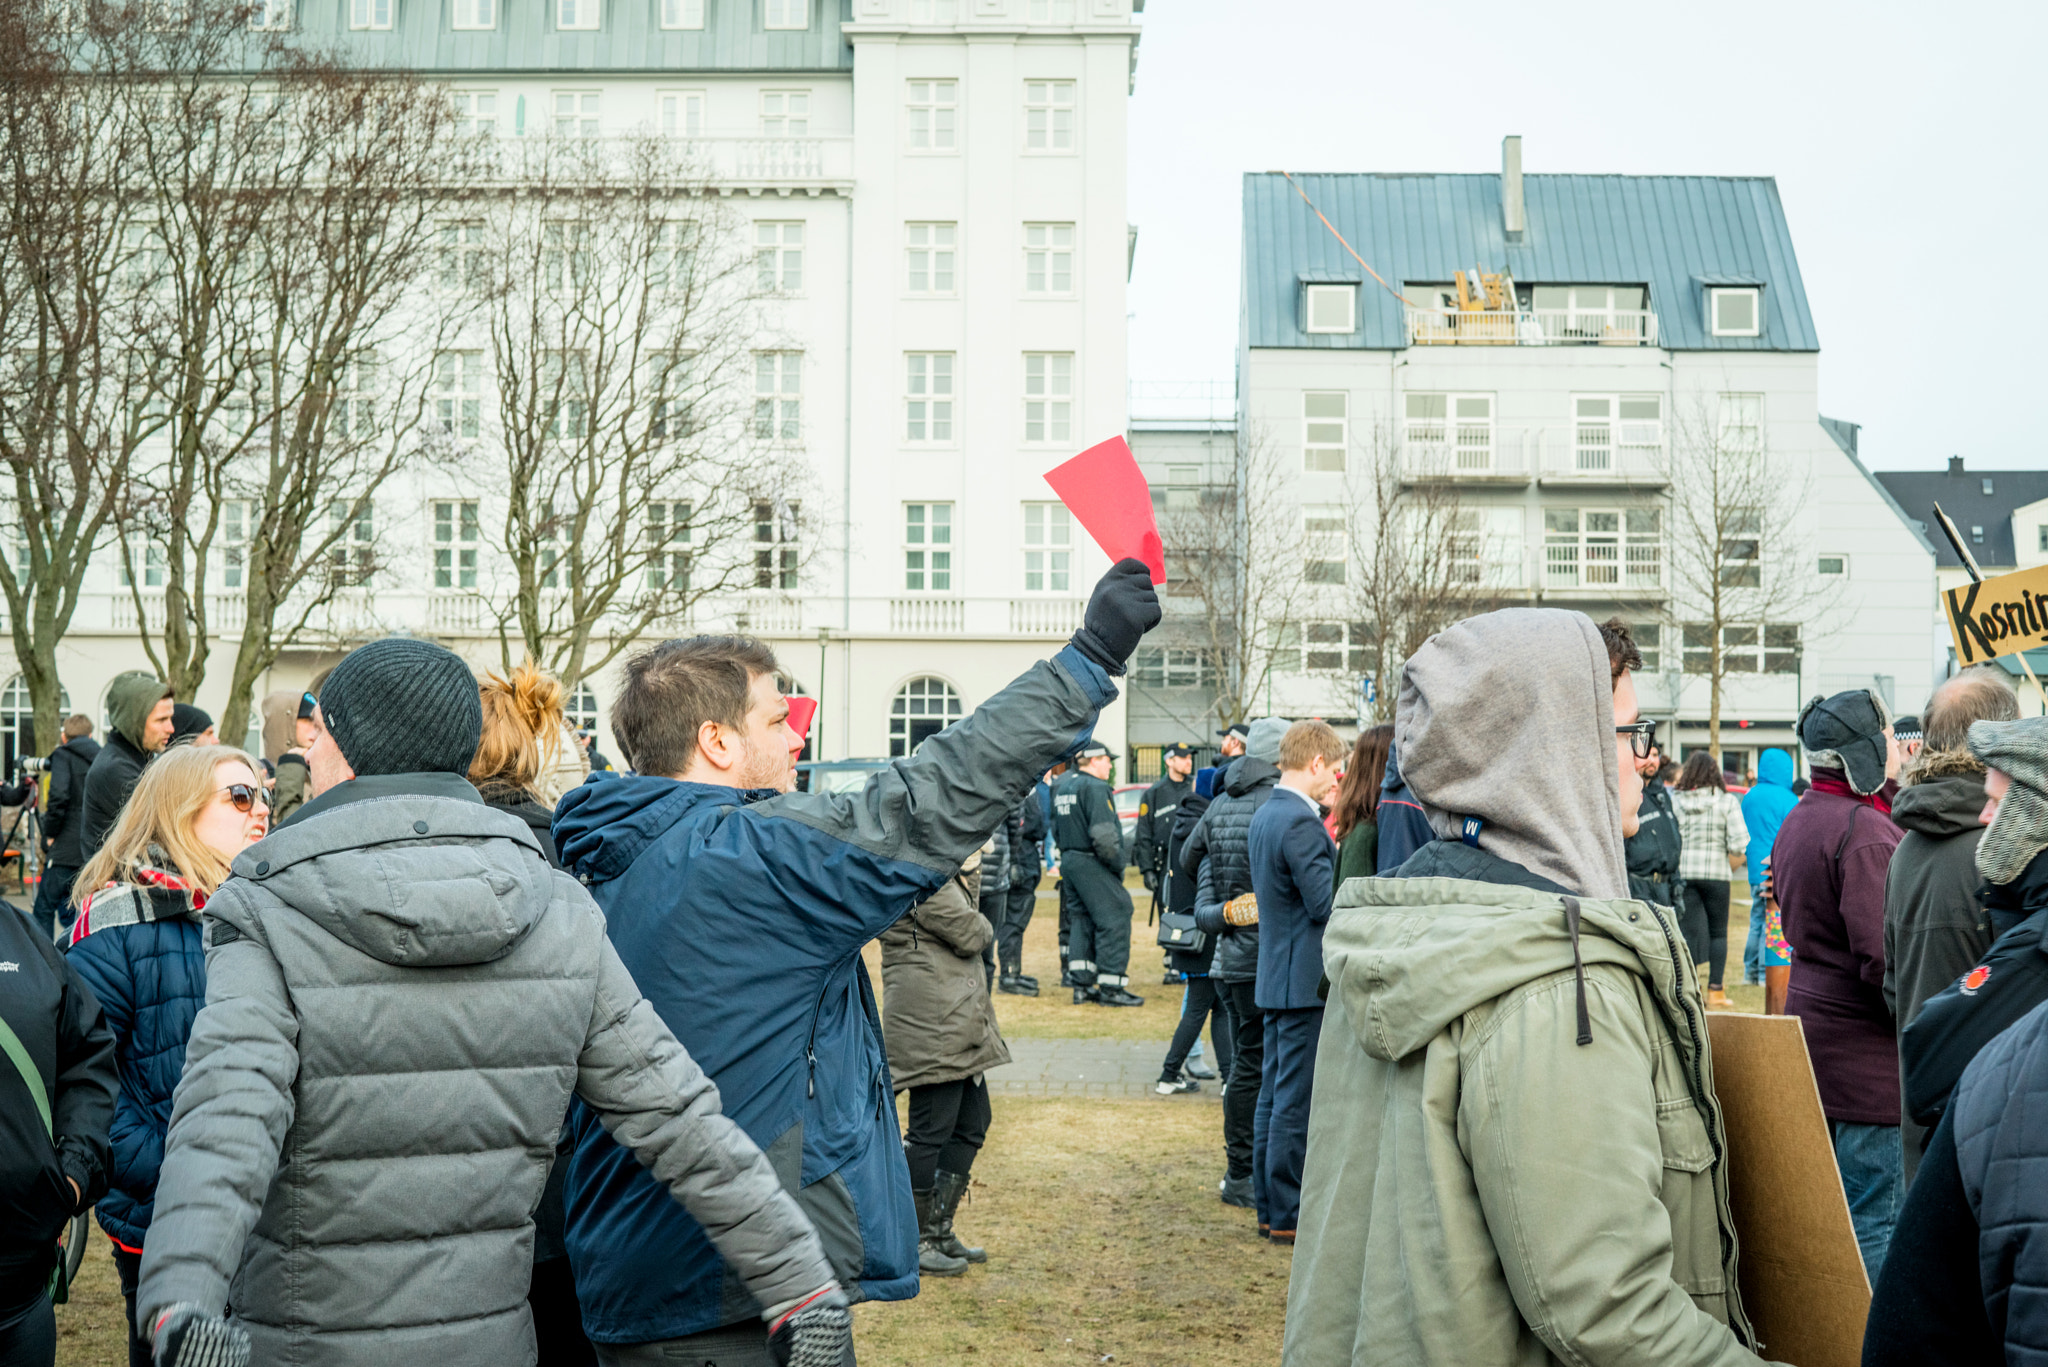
[1710,287,1760,337]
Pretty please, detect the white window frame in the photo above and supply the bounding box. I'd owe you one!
[754,499,800,590]
[432,499,481,590]
[754,352,801,442]
[221,498,252,589]
[905,222,956,295]
[434,350,484,440]
[349,0,392,29]
[1303,391,1347,473]
[1132,647,1217,690]
[1304,283,1356,334]
[651,221,697,296]
[658,89,704,139]
[764,0,808,28]
[1719,506,1762,588]
[904,353,954,444]
[451,0,495,29]
[438,220,487,291]
[754,220,804,293]
[1542,506,1661,590]
[1302,504,1346,585]
[118,536,167,590]
[903,502,953,593]
[1684,622,1801,676]
[1022,503,1072,593]
[334,353,378,442]
[759,89,809,137]
[1818,553,1849,577]
[1023,222,1074,295]
[249,0,292,29]
[659,0,705,26]
[1022,353,1073,444]
[889,676,962,757]
[1718,392,1763,453]
[450,90,497,138]
[552,91,600,138]
[556,0,600,29]
[646,499,692,591]
[1569,392,1661,471]
[1023,79,1074,153]
[1277,619,1372,674]
[329,500,374,587]
[1402,392,1493,472]
[905,79,957,152]
[1709,287,1761,337]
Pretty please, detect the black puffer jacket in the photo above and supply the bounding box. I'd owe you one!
[41,735,100,867]
[1012,794,1045,884]
[1182,757,1280,983]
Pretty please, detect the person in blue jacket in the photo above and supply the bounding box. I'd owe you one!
[1372,737,1435,875]
[552,561,1159,1364]
[1740,747,1800,984]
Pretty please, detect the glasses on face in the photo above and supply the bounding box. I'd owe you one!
[1616,720,1659,760]
[221,783,261,814]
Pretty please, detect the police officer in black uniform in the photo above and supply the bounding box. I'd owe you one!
[1131,742,1196,984]
[1052,741,1144,1007]
[1624,739,1685,912]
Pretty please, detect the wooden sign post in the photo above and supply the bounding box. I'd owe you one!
[1934,502,2048,698]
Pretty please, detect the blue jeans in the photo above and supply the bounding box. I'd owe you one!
[1742,887,1766,983]
[1831,1120,1900,1283]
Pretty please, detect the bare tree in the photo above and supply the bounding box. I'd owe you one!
[459,132,799,693]
[1664,390,1841,759]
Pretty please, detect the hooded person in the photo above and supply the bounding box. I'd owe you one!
[259,689,319,827]
[1739,748,1800,984]
[79,672,176,864]
[134,637,846,1367]
[1282,609,1776,1367]
[166,704,214,748]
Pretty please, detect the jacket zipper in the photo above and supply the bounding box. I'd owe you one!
[802,977,833,1100]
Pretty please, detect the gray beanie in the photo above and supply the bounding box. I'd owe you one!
[1245,717,1288,763]
[1969,716,2048,885]
[317,637,482,778]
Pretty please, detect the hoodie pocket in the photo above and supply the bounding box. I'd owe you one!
[1655,1098,1727,1298]
[1655,1098,1713,1173]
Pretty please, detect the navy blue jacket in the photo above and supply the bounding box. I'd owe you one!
[552,646,1113,1343]
[1374,740,1435,875]
[1249,787,1335,1012]
[64,881,206,1253]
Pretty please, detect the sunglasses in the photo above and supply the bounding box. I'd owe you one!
[1616,720,1659,760]
[221,783,262,814]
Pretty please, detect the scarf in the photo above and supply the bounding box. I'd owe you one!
[69,848,204,946]
[1807,768,1894,817]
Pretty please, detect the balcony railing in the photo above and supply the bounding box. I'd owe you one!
[474,135,853,192]
[1008,597,1084,635]
[1404,428,1666,484]
[1405,307,1659,347]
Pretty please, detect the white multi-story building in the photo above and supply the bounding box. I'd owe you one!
[13,0,1143,768]
[1235,139,1939,773]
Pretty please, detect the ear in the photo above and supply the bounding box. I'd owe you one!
[696,718,737,772]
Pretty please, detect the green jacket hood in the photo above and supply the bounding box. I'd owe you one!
[1325,874,1686,1062]
[107,670,170,751]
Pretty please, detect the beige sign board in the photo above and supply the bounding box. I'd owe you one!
[1944,561,2048,665]
[1705,1012,1870,1367]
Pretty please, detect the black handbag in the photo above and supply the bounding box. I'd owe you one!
[1156,909,1207,954]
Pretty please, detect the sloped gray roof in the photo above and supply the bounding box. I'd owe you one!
[1873,459,2048,569]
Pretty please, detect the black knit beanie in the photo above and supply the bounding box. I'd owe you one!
[317,638,481,778]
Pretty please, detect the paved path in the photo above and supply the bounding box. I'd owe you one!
[988,1037,1221,1102]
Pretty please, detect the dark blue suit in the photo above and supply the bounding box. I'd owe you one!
[1248,786,1334,1237]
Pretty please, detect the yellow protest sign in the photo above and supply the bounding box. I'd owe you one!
[1944,562,2048,666]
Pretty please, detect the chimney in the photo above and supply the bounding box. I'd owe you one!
[1949,455,1966,476]
[1502,135,1525,240]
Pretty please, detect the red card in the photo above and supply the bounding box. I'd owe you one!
[784,695,818,740]
[1043,436,1166,585]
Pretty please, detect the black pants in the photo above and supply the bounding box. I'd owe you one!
[1060,853,1133,987]
[1220,978,1263,1182]
[110,1245,150,1367]
[529,1257,597,1367]
[0,1292,53,1367]
[1161,975,1227,1080]
[1265,1006,1323,1235]
[1057,874,1074,951]
[1680,879,1732,989]
[28,864,78,942]
[999,866,1038,975]
[903,1075,992,1190]
[595,1320,853,1367]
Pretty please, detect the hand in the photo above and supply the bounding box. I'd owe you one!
[768,1286,851,1367]
[67,1178,79,1209]
[152,1304,251,1367]
[1070,559,1162,677]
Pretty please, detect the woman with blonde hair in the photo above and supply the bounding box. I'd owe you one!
[65,745,268,1367]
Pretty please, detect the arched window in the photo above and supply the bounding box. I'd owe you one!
[564,684,599,735]
[2,676,71,775]
[889,676,961,758]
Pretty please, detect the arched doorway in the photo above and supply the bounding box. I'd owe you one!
[889,677,961,758]
[1,676,70,775]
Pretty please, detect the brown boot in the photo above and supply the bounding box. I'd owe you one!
[1706,987,1733,1010]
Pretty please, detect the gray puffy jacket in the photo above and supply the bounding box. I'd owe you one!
[1183,758,1280,983]
[137,783,832,1367]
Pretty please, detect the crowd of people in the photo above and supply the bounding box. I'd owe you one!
[11,570,2048,1365]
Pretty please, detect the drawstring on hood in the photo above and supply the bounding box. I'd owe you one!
[1561,896,1593,1045]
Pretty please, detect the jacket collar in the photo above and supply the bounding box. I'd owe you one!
[284,771,483,829]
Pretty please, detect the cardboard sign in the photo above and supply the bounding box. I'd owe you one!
[784,695,817,740]
[1944,561,2048,665]
[1705,1012,1869,1367]
[1042,436,1167,585]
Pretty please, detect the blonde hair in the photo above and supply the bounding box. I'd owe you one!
[73,745,262,903]
[470,662,566,797]
[1278,719,1346,772]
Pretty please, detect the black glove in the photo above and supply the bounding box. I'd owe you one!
[1142,871,1158,893]
[152,1305,250,1367]
[1071,559,1162,677]
[768,1288,852,1367]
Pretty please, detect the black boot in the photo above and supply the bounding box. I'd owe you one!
[1072,984,1101,1005]
[1095,984,1146,1008]
[930,1170,986,1264]
[1014,972,1039,990]
[1058,943,1073,986]
[998,974,1038,997]
[912,1187,967,1277]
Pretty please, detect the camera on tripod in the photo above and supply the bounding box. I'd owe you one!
[18,756,48,776]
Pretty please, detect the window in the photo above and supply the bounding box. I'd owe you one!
[1403,393,1493,471]
[1818,554,1848,577]
[118,539,166,589]
[1303,391,1347,472]
[1131,647,1216,690]
[646,500,691,590]
[889,676,961,757]
[543,220,592,291]
[658,90,704,138]
[1022,503,1071,592]
[564,685,598,733]
[905,222,956,294]
[557,0,599,28]
[648,351,692,438]
[906,80,957,151]
[333,354,377,441]
[651,221,697,294]
[1276,620,1372,674]
[753,352,801,440]
[1710,287,1761,337]
[1303,504,1346,584]
[349,0,391,29]
[764,0,807,28]
[553,91,599,137]
[435,351,483,439]
[1528,285,1650,341]
[1569,393,1661,471]
[904,503,952,592]
[905,353,954,442]
[1684,623,1800,675]
[534,506,563,588]
[660,0,704,25]
[1305,283,1356,334]
[1983,478,1996,497]
[760,90,809,136]
[452,0,495,28]
[221,499,251,589]
[542,351,588,440]
[1023,223,1073,293]
[450,91,496,137]
[250,0,291,29]
[753,500,799,590]
[1022,353,1072,443]
[1544,507,1661,589]
[755,221,803,292]
[1718,393,1763,453]
[1719,507,1761,587]
[437,220,487,290]
[1972,524,1985,545]
[433,500,480,589]
[1633,622,1662,672]
[1023,80,1074,151]
[2039,525,2048,552]
[329,500,374,586]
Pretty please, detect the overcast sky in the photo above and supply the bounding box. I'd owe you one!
[1126,0,2045,474]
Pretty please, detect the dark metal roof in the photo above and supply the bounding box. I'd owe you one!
[1873,460,2048,569]
[1241,171,1819,353]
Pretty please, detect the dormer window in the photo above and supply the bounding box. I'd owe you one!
[1983,477,1995,496]
[557,0,599,29]
[1710,287,1760,337]
[1304,283,1356,335]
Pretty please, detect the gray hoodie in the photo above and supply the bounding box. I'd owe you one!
[138,781,832,1367]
